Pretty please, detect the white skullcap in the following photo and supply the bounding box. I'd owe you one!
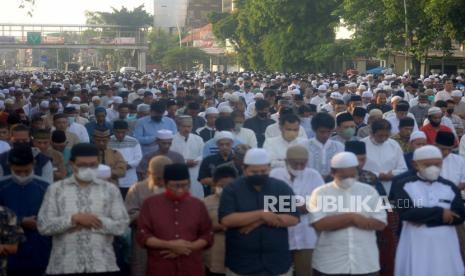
[254,92,264,99]
[222,92,232,100]
[40,100,49,108]
[244,148,270,165]
[409,131,427,142]
[423,78,432,83]
[91,87,98,92]
[413,145,442,161]
[2,89,8,94]
[97,164,112,180]
[137,104,150,112]
[333,84,339,89]
[428,107,442,116]
[0,93,4,100]
[218,105,233,114]
[330,92,342,99]
[215,131,234,142]
[5,98,14,105]
[0,101,4,110]
[358,84,367,91]
[237,77,244,82]
[137,88,145,95]
[229,94,240,102]
[362,91,373,98]
[92,96,100,102]
[72,96,81,103]
[451,90,463,97]
[347,82,357,88]
[390,96,402,103]
[291,89,300,95]
[113,96,123,104]
[331,152,359,169]
[368,108,383,117]
[205,107,219,115]
[318,85,327,91]
[156,129,174,140]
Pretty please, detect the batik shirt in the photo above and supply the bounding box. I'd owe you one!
[0,206,24,276]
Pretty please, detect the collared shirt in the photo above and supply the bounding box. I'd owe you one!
[109,135,143,188]
[306,138,344,178]
[136,194,213,276]
[0,206,24,276]
[441,153,465,186]
[263,136,307,168]
[37,176,129,275]
[243,116,275,148]
[171,133,205,199]
[218,176,298,275]
[269,167,324,250]
[264,122,308,139]
[391,134,410,153]
[196,126,216,142]
[362,137,407,194]
[134,116,177,153]
[309,181,387,274]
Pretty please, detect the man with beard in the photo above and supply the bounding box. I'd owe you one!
[421,107,455,145]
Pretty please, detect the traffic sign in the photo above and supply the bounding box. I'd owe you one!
[27,32,41,45]
[40,55,48,62]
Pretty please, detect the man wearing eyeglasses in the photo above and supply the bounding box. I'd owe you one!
[37,143,129,276]
[136,163,213,276]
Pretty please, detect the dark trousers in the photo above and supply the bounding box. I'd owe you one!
[47,272,120,276]
[313,270,379,276]
[8,268,45,276]
[119,187,129,200]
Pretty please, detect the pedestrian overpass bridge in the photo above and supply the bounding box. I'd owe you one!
[0,23,149,71]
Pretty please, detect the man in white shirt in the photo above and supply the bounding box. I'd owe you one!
[263,114,307,168]
[386,101,419,135]
[108,120,143,198]
[310,85,328,111]
[270,145,324,276]
[231,110,257,148]
[106,96,123,122]
[265,107,307,139]
[434,79,454,102]
[309,152,387,276]
[362,119,408,195]
[170,115,205,199]
[64,107,90,143]
[435,131,465,190]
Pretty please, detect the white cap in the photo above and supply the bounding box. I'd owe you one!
[205,107,219,115]
[92,96,100,102]
[358,84,367,91]
[243,148,270,165]
[91,87,98,92]
[156,129,174,140]
[97,164,112,180]
[254,92,264,99]
[347,82,357,88]
[229,94,240,102]
[113,96,123,104]
[5,98,14,105]
[330,92,342,100]
[318,85,327,91]
[413,145,442,161]
[390,96,402,103]
[451,90,463,97]
[409,131,427,142]
[137,104,150,112]
[215,131,234,142]
[0,93,5,100]
[331,152,359,169]
[137,88,145,95]
[218,105,233,114]
[40,100,49,108]
[72,96,81,103]
[428,107,442,116]
[362,91,373,98]
[222,92,232,100]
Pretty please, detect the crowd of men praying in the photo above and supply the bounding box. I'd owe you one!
[0,70,464,276]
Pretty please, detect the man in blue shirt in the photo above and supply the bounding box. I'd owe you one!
[134,102,177,153]
[85,107,113,142]
[219,148,299,275]
[0,146,51,276]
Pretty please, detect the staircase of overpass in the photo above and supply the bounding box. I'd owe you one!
[0,23,149,71]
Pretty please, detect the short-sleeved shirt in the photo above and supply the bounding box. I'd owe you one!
[0,206,25,276]
[218,176,298,275]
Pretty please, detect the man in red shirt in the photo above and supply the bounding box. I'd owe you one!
[421,107,455,145]
[136,163,213,276]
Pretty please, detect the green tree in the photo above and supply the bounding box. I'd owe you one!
[161,47,210,71]
[148,30,179,65]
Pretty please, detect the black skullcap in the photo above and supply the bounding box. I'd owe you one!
[163,163,190,181]
[53,113,68,121]
[113,120,129,130]
[51,130,66,143]
[395,103,410,112]
[70,143,99,161]
[63,106,76,114]
[353,107,367,117]
[436,131,455,147]
[345,141,366,155]
[336,112,354,126]
[350,95,362,102]
[8,146,34,165]
[399,117,415,128]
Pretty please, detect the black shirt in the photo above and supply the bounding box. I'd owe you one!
[218,176,298,275]
[198,153,232,196]
[243,116,275,148]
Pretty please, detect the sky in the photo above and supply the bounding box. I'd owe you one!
[2,0,352,38]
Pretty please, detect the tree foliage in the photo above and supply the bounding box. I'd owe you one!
[161,47,210,71]
[148,30,179,65]
[85,5,152,30]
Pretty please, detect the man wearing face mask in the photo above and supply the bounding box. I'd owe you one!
[264,114,307,169]
[243,99,275,148]
[63,106,90,143]
[435,131,465,190]
[231,110,257,148]
[265,107,308,140]
[134,102,177,153]
[391,117,416,153]
[136,163,213,276]
[0,146,51,276]
[331,112,359,144]
[446,99,464,137]
[310,85,328,111]
[298,104,316,139]
[37,143,129,276]
[219,148,299,276]
[270,145,324,276]
[391,145,465,276]
[309,152,387,276]
[409,94,430,126]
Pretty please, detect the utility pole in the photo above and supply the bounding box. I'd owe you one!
[403,0,408,73]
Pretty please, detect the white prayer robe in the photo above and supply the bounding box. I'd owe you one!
[306,138,344,178]
[393,177,465,276]
[68,122,90,143]
[310,96,326,111]
[170,133,205,199]
[234,128,257,148]
[440,153,465,186]
[264,122,308,139]
[361,137,407,195]
[270,167,324,250]
[263,136,307,168]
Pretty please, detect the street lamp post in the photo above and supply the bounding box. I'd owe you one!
[403,0,408,73]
